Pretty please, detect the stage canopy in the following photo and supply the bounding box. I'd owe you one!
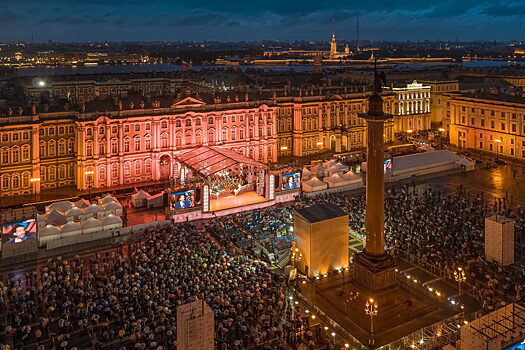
[175,146,268,177]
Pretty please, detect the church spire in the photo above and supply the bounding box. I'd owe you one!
[330,18,337,57]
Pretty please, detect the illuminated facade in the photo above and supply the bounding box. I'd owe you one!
[388,80,431,133]
[449,94,525,160]
[276,92,396,158]
[0,97,278,197]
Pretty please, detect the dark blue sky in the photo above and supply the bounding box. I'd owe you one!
[1,0,524,42]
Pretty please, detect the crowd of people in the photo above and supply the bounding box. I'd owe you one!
[1,221,339,350]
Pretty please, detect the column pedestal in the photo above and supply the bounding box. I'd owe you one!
[353,250,397,291]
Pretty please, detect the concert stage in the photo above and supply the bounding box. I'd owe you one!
[210,191,267,212]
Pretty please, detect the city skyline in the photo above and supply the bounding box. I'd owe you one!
[1,0,525,42]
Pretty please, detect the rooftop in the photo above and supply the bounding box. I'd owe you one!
[295,203,347,223]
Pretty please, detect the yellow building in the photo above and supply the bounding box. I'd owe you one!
[449,93,525,161]
[420,80,460,135]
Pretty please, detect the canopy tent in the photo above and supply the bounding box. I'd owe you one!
[340,171,363,184]
[40,224,60,236]
[301,167,314,181]
[323,159,337,168]
[327,162,349,176]
[131,190,151,208]
[418,144,435,152]
[100,194,118,205]
[65,206,84,221]
[310,163,326,178]
[46,209,68,226]
[46,200,73,213]
[82,217,103,233]
[175,146,268,178]
[302,176,328,193]
[101,214,123,231]
[60,221,82,234]
[74,199,91,209]
[323,174,349,188]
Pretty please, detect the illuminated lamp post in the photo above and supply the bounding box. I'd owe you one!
[290,243,302,270]
[30,177,40,203]
[365,297,378,348]
[454,267,466,297]
[85,170,94,200]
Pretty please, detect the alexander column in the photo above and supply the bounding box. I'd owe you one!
[353,63,397,291]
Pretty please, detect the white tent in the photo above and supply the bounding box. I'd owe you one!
[99,194,118,205]
[327,162,349,176]
[82,217,103,233]
[101,214,123,231]
[40,224,60,236]
[310,163,326,178]
[323,159,337,168]
[131,190,151,208]
[301,167,314,181]
[340,171,363,184]
[60,221,82,234]
[323,174,348,188]
[47,200,73,213]
[102,201,124,216]
[74,198,91,209]
[85,204,104,218]
[456,157,475,171]
[65,206,84,221]
[46,209,68,226]
[302,176,328,193]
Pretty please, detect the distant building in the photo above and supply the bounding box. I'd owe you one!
[448,92,525,161]
[387,80,431,133]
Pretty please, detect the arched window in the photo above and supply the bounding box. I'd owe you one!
[134,160,141,175]
[68,138,75,154]
[185,131,193,145]
[231,127,237,141]
[161,120,168,129]
[22,145,30,162]
[48,166,56,181]
[145,135,151,150]
[48,140,56,156]
[222,128,228,141]
[86,142,93,156]
[144,159,152,175]
[208,117,214,124]
[195,118,201,126]
[58,165,66,179]
[185,119,192,127]
[99,141,105,155]
[1,175,9,190]
[22,172,30,188]
[99,166,106,181]
[111,164,119,179]
[208,129,215,143]
[195,131,202,145]
[134,136,141,152]
[69,163,75,179]
[123,162,131,176]
[11,174,20,189]
[111,139,118,154]
[39,142,46,158]
[123,138,130,152]
[11,146,20,163]
[175,120,181,128]
[239,129,244,140]
[40,167,46,182]
[161,133,169,148]
[99,126,105,135]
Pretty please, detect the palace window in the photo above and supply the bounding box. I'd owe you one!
[12,133,19,141]
[99,127,105,135]
[222,128,228,141]
[175,120,181,128]
[231,128,236,141]
[161,134,169,148]
[22,146,30,161]
[145,123,151,131]
[208,117,214,124]
[59,165,66,180]
[195,118,201,126]
[145,136,151,150]
[145,159,151,174]
[134,124,140,132]
[112,126,118,134]
[99,167,106,181]
[1,148,9,164]
[69,163,75,179]
[58,140,66,155]
[11,147,19,163]
[86,143,93,156]
[135,161,141,175]
[12,175,20,189]
[208,130,215,143]
[161,120,168,129]
[134,137,141,152]
[99,141,105,155]
[22,132,29,140]
[111,164,119,179]
[48,166,56,181]
[239,129,244,140]
[124,125,130,133]
[69,126,74,134]
[2,176,8,190]
[124,139,130,153]
[86,128,92,136]
[185,119,192,127]
[124,163,131,177]
[111,140,118,154]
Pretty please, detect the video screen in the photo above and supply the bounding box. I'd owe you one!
[281,173,300,191]
[169,190,195,210]
[2,219,37,245]
[384,159,392,174]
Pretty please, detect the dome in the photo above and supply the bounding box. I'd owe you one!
[60,221,81,233]
[41,224,60,236]
[101,214,123,226]
[82,217,102,229]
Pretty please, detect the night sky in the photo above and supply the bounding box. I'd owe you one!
[1,0,524,42]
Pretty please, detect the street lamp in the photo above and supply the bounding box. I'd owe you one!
[85,170,94,200]
[30,177,40,203]
[365,298,378,348]
[494,138,502,161]
[454,267,466,297]
[290,244,302,273]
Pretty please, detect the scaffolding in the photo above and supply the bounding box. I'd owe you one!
[461,303,525,350]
